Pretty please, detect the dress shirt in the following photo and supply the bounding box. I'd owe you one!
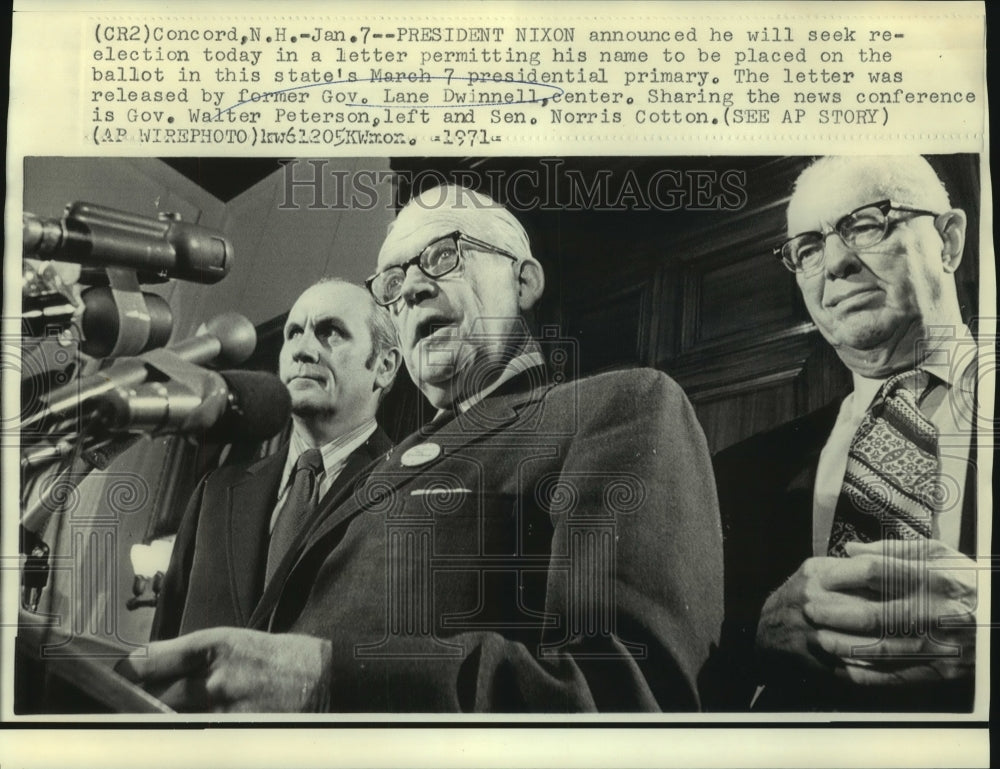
[268,418,378,533]
[812,327,977,555]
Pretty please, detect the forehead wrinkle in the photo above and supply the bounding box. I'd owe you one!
[378,185,531,270]
[310,284,370,311]
[789,178,886,233]
[788,156,951,234]
[311,312,348,331]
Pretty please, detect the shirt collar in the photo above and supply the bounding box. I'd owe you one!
[848,374,885,418]
[849,324,976,413]
[281,418,378,490]
[918,324,976,392]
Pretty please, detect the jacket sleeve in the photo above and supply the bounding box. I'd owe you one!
[148,476,208,641]
[497,369,724,710]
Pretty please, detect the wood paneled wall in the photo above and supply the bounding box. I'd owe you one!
[392,155,980,453]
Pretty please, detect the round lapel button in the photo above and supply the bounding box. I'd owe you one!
[400,442,442,467]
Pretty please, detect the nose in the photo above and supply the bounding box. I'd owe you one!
[290,329,321,362]
[823,231,862,278]
[399,262,438,307]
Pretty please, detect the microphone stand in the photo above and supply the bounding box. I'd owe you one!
[19,410,105,612]
[16,410,178,713]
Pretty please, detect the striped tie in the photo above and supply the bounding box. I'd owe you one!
[828,369,939,557]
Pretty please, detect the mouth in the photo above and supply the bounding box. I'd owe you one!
[287,371,327,386]
[413,315,455,345]
[826,286,881,310]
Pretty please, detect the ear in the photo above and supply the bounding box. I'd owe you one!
[935,209,967,274]
[373,347,402,392]
[516,259,545,312]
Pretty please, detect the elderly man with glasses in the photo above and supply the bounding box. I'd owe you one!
[709,156,980,712]
[118,184,724,713]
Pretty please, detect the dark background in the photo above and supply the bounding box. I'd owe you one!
[230,155,980,451]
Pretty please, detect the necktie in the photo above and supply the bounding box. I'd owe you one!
[265,448,323,582]
[827,369,939,556]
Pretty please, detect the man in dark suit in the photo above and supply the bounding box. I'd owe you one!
[709,156,980,711]
[121,185,724,712]
[151,278,400,640]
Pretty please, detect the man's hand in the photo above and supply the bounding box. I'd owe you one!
[23,258,83,306]
[116,628,332,713]
[811,539,977,685]
[756,539,977,687]
[755,555,850,678]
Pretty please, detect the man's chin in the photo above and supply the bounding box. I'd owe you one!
[837,330,895,353]
[827,316,929,375]
[290,397,336,418]
[406,340,461,384]
[407,362,456,391]
[819,308,890,348]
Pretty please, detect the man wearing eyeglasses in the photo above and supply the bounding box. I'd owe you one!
[118,184,724,712]
[709,156,979,712]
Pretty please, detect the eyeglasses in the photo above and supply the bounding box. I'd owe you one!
[775,199,940,275]
[366,231,519,307]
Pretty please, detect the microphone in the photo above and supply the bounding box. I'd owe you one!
[23,202,233,284]
[20,369,287,481]
[95,370,291,441]
[22,312,257,430]
[23,286,174,357]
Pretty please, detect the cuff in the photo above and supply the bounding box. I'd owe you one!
[302,638,333,712]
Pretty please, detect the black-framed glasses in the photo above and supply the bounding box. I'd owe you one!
[774,199,940,275]
[366,231,519,306]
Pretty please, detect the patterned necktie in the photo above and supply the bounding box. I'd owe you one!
[827,369,939,557]
[265,448,323,582]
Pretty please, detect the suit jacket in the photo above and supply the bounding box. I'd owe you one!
[247,367,724,712]
[151,429,393,641]
[706,402,976,712]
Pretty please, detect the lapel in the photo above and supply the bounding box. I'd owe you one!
[250,369,549,629]
[246,427,395,627]
[959,378,978,557]
[225,445,287,625]
[959,432,976,556]
[318,427,394,512]
[781,401,842,560]
[306,374,546,547]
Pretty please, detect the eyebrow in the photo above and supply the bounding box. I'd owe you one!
[382,231,457,265]
[284,314,350,332]
[378,247,421,270]
[314,315,351,336]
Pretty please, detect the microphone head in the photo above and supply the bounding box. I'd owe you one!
[164,219,233,284]
[197,312,257,367]
[206,370,291,442]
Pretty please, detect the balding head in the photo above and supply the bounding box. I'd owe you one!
[378,184,535,270]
